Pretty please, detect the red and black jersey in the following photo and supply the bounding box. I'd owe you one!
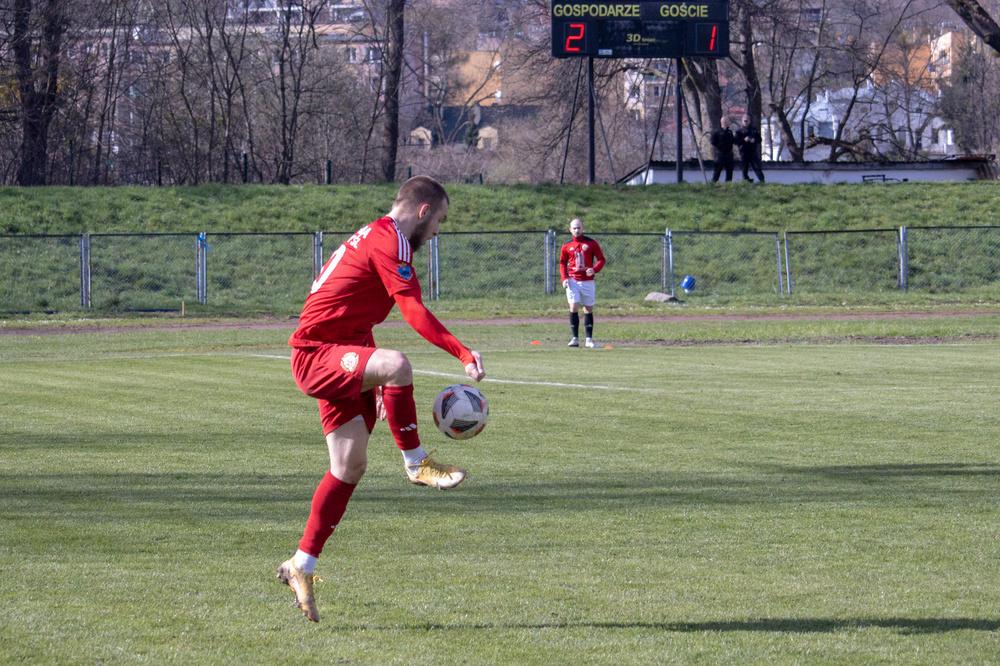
[559,235,606,282]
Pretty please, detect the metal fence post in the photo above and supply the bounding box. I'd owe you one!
[429,235,440,300]
[897,225,908,290]
[774,233,784,296]
[197,232,208,304]
[79,233,91,308]
[783,231,793,295]
[660,232,666,292]
[313,231,324,277]
[665,228,675,295]
[544,230,555,295]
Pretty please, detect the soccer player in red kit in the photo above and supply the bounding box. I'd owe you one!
[277,176,485,622]
[559,217,606,348]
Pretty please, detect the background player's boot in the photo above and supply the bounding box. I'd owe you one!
[277,559,320,622]
[407,455,467,489]
[567,337,579,347]
[585,338,595,348]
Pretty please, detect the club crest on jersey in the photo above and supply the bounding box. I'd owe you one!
[340,352,360,373]
[582,243,589,252]
[397,264,413,280]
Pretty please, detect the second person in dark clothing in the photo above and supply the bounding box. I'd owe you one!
[710,117,735,183]
[735,115,766,183]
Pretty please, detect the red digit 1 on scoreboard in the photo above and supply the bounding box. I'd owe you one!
[709,24,718,51]
[565,22,586,53]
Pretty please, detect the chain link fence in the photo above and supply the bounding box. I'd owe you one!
[596,233,670,298]
[783,229,902,295]
[1,226,998,313]
[430,231,551,300]
[89,233,197,310]
[670,231,784,296]
[906,226,1000,292]
[0,235,81,312]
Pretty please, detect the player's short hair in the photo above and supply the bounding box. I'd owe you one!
[394,175,449,212]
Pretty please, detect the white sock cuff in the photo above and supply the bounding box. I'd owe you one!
[293,549,318,574]
[401,445,428,467]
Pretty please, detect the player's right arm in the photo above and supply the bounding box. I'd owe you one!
[559,244,570,287]
[394,293,485,381]
[366,221,485,381]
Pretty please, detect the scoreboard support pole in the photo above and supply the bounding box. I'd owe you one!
[588,57,596,185]
[551,1,730,185]
[675,57,684,183]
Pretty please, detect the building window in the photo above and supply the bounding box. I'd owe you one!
[802,8,822,23]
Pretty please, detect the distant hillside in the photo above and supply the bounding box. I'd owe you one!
[0,182,997,234]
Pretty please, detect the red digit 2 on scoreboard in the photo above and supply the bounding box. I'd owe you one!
[565,22,586,53]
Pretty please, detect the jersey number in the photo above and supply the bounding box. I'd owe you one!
[311,245,346,294]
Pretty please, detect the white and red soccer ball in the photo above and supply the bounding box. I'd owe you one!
[432,384,488,440]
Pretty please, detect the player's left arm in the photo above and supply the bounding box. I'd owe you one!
[591,241,606,275]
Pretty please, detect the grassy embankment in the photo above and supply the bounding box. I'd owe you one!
[1,183,998,317]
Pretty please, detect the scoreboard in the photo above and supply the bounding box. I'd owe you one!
[551,1,729,59]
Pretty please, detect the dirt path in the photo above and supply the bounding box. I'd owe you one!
[1,309,996,337]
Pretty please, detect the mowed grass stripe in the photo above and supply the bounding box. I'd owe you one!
[1,326,998,663]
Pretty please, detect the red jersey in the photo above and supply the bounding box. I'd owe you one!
[289,216,472,364]
[559,235,606,282]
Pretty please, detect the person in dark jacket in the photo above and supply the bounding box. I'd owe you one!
[710,117,735,183]
[735,115,766,183]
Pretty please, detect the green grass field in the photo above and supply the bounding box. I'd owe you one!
[2,316,999,663]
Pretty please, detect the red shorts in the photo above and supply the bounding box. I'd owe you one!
[291,345,377,436]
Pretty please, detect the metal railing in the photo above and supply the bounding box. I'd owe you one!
[1,225,998,312]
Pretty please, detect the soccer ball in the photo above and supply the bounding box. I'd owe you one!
[432,384,488,440]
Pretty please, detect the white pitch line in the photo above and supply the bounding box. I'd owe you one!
[241,352,660,393]
[413,369,663,393]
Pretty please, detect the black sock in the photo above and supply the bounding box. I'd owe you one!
[569,312,579,338]
[584,313,594,338]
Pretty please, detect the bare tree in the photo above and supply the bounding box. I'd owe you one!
[943,0,1000,53]
[683,57,724,138]
[758,0,834,161]
[940,37,1000,153]
[379,0,403,181]
[256,1,327,184]
[730,0,776,130]
[88,0,138,184]
[10,0,68,185]
[820,0,920,161]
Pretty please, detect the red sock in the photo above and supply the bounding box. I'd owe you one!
[298,472,357,557]
[382,384,421,451]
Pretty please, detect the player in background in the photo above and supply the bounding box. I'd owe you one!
[559,217,606,348]
[278,176,485,622]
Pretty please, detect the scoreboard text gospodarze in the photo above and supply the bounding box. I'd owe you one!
[551,1,729,59]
